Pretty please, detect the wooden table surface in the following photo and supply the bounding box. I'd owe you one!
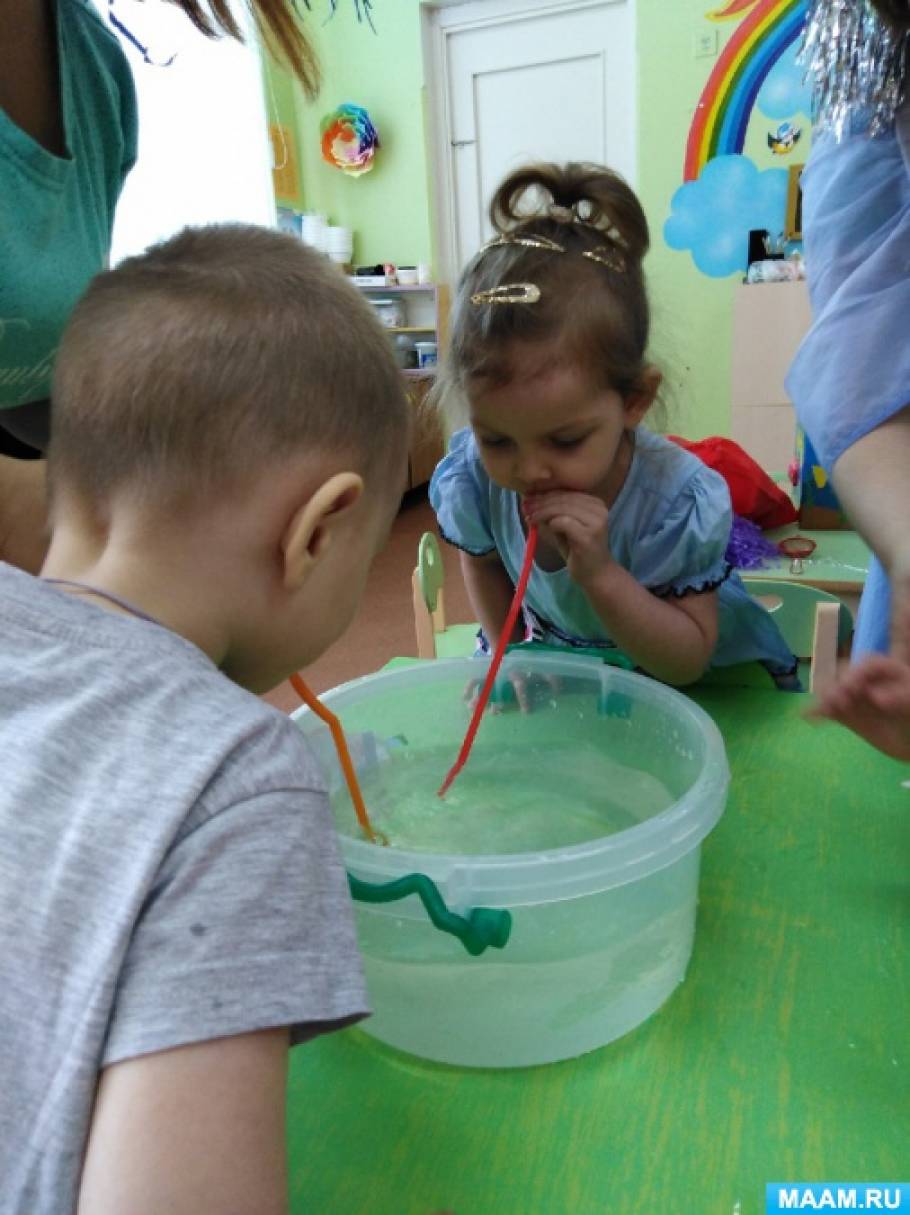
[286,681,908,1215]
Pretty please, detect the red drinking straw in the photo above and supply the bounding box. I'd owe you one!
[438,525,538,798]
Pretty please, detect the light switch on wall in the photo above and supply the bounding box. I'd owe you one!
[694,28,718,58]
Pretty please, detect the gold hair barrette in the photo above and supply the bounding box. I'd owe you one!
[581,247,626,273]
[470,283,542,306]
[481,234,566,255]
[478,231,625,274]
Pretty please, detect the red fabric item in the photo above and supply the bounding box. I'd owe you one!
[669,435,798,529]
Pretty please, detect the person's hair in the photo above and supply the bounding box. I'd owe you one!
[441,162,651,412]
[50,225,409,509]
[174,1,321,97]
[870,0,910,33]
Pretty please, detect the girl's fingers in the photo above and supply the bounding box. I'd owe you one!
[548,515,591,549]
[525,493,607,527]
[527,500,605,528]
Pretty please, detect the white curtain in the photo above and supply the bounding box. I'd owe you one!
[92,0,276,264]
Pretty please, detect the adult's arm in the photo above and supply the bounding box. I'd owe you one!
[0,456,49,573]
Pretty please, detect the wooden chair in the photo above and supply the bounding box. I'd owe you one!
[412,532,478,659]
[746,578,853,695]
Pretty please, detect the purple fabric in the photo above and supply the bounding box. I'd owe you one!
[726,515,780,571]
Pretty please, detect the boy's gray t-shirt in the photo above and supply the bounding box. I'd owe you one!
[0,564,368,1213]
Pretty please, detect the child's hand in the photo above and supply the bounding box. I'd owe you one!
[808,653,910,761]
[523,491,613,586]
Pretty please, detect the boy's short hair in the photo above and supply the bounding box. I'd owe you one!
[50,224,409,506]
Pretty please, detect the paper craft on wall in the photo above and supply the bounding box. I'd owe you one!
[664,0,813,278]
[321,103,380,176]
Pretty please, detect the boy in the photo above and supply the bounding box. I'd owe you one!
[0,225,409,1213]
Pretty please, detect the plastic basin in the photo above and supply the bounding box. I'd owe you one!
[292,653,730,1068]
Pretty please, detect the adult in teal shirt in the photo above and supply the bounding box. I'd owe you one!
[0,0,319,571]
[0,0,137,451]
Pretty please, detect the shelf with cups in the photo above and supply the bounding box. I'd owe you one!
[356,283,449,490]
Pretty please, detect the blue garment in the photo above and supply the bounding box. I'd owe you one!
[786,98,909,655]
[0,0,138,412]
[429,427,796,676]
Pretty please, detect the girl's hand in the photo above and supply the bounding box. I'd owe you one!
[523,491,613,586]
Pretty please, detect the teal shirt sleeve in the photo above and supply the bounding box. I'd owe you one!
[428,428,497,557]
[0,0,138,411]
[631,465,733,598]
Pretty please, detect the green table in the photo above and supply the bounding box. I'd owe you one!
[287,684,909,1215]
[742,525,870,595]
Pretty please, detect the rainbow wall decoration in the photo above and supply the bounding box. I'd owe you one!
[665,0,810,276]
[684,0,808,181]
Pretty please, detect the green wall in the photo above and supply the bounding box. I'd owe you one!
[639,0,734,437]
[264,0,805,439]
[264,3,433,269]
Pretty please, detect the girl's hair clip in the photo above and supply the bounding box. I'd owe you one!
[582,247,626,273]
[470,283,542,306]
[480,230,625,274]
[482,234,566,255]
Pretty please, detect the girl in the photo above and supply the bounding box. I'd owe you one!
[429,162,797,691]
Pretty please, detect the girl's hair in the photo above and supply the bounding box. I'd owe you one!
[445,162,651,404]
[174,1,321,97]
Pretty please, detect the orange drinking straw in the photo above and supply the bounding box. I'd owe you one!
[290,672,386,846]
[438,525,538,798]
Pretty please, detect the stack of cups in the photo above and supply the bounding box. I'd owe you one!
[325,226,354,267]
[301,212,327,252]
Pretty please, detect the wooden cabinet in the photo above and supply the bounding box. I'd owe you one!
[731,280,811,473]
[405,373,443,489]
[353,282,448,489]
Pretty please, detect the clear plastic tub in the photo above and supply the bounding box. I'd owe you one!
[293,653,730,1068]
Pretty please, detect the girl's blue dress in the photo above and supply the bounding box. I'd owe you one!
[785,99,910,656]
[429,426,796,678]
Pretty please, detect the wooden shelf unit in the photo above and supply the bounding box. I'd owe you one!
[353,282,449,490]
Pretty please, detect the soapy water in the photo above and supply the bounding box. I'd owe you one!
[357,897,696,1067]
[330,741,675,854]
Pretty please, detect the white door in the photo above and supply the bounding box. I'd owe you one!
[426,0,636,278]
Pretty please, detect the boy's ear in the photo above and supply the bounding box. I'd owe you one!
[281,471,364,590]
[623,366,662,426]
